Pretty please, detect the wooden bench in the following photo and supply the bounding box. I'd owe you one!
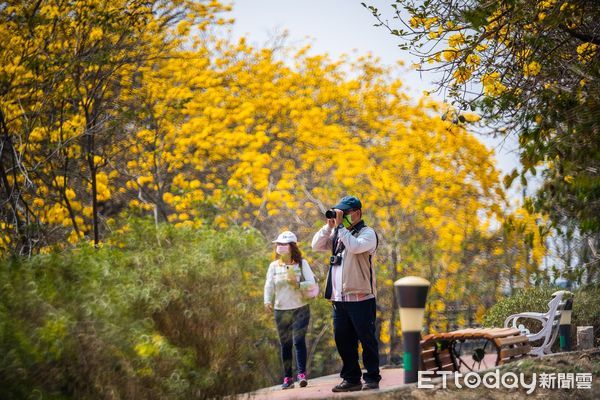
[420,327,530,374]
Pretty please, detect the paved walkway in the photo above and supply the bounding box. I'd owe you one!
[239,368,406,400]
[239,354,498,399]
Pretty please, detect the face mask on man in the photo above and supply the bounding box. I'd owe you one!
[342,215,353,228]
[276,245,290,255]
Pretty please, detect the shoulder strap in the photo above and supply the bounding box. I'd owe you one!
[299,258,305,282]
[351,221,378,248]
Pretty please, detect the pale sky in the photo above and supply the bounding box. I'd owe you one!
[227,0,522,180]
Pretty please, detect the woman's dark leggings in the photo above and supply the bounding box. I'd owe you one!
[274,305,310,378]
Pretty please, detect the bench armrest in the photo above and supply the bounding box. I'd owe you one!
[504,312,547,328]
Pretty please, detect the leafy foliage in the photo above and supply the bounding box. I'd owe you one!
[0,221,303,399]
[366,0,600,245]
[482,286,561,329]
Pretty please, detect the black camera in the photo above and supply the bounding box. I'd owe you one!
[325,209,337,219]
[330,255,342,266]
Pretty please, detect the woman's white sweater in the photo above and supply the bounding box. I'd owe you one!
[264,259,316,310]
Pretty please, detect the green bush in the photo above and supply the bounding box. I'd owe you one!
[482,286,561,329]
[571,285,600,344]
[482,285,600,349]
[0,220,287,399]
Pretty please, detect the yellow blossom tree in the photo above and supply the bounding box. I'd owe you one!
[0,0,229,253]
[365,0,600,284]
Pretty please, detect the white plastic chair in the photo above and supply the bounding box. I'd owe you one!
[503,290,573,356]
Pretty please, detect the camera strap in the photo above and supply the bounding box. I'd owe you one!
[332,220,367,256]
[331,226,343,256]
[325,228,340,300]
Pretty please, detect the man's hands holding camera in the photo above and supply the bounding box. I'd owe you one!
[326,208,344,230]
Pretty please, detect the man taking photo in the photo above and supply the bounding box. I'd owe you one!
[311,195,381,392]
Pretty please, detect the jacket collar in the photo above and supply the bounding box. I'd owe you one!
[349,219,366,235]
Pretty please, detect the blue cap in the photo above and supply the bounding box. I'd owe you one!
[333,195,362,211]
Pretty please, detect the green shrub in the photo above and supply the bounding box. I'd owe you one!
[482,285,600,349]
[482,286,560,328]
[571,285,600,345]
[0,220,287,399]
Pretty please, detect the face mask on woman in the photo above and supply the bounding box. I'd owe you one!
[276,245,290,255]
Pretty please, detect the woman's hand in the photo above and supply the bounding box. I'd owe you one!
[264,303,273,313]
[286,267,298,284]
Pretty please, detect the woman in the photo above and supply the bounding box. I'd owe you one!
[264,230,316,389]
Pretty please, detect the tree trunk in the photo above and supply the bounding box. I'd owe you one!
[0,109,31,255]
[388,244,402,363]
[84,103,100,247]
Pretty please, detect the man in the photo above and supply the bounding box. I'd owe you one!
[311,195,381,392]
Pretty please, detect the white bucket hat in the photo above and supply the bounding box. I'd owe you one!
[272,231,297,244]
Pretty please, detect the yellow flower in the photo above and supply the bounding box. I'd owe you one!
[465,53,480,66]
[177,20,191,35]
[442,49,459,62]
[409,16,423,28]
[539,0,556,10]
[65,188,76,200]
[178,213,189,221]
[134,334,164,358]
[453,67,472,84]
[448,33,465,47]
[428,30,440,39]
[481,72,506,96]
[523,61,541,77]
[577,43,598,64]
[462,112,481,122]
[560,2,573,12]
[29,127,45,142]
[516,49,532,60]
[89,27,103,41]
[67,230,81,245]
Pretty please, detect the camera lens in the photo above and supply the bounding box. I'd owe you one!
[325,209,336,219]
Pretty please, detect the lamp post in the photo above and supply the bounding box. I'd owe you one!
[394,276,430,384]
[559,297,573,351]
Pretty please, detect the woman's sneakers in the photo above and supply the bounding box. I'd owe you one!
[281,377,294,389]
[297,373,308,387]
[281,374,308,390]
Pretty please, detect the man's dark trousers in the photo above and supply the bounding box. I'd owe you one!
[332,298,381,384]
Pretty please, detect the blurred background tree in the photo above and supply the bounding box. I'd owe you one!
[364,0,600,285]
